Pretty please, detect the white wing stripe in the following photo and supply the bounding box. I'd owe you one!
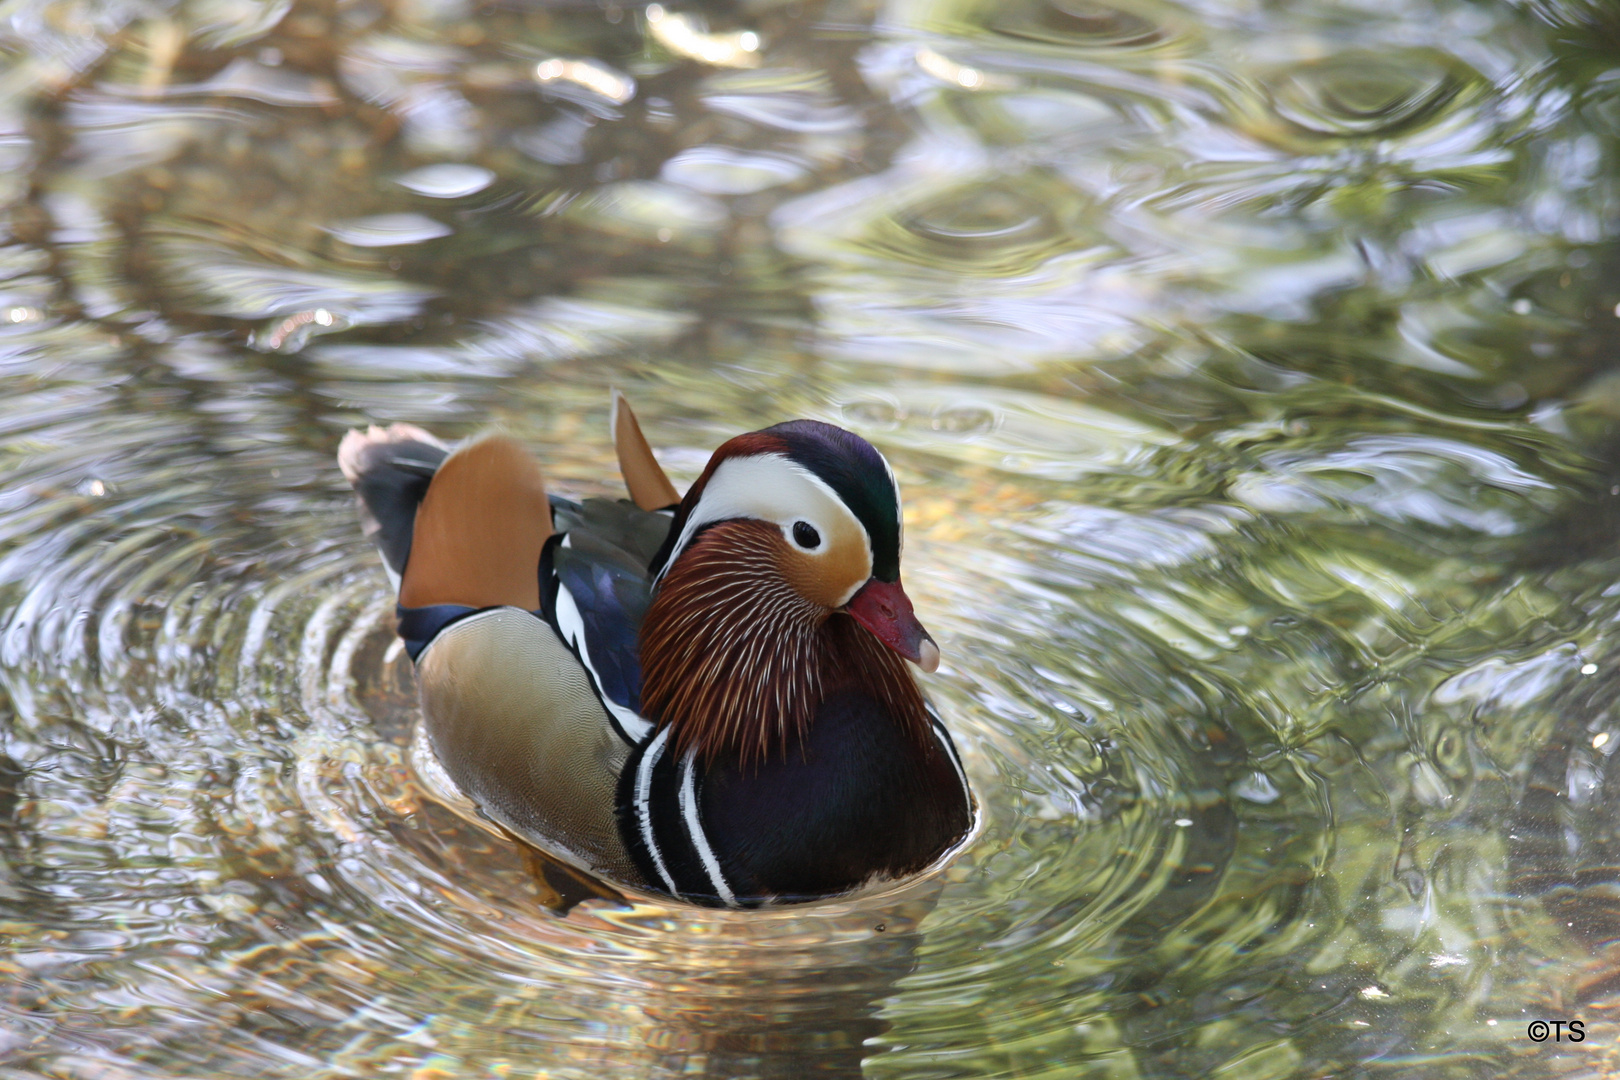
[554,581,655,743]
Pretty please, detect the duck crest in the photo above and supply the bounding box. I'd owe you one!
[640,518,930,765]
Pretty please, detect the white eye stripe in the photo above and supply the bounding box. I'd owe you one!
[656,453,871,583]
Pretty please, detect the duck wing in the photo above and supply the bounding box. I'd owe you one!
[544,498,671,746]
[426,497,667,885]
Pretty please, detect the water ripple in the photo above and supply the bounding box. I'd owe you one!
[983,0,1190,52]
[1,0,1618,1074]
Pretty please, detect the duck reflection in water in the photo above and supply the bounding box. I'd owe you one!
[353,736,939,1080]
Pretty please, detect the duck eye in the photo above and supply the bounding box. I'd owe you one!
[792,521,821,550]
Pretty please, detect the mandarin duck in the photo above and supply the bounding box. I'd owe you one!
[338,396,973,907]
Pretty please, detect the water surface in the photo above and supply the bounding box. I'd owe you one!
[4,0,1620,1076]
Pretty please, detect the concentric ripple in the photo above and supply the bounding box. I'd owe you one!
[1265,50,1480,142]
[864,181,1089,277]
[985,0,1179,51]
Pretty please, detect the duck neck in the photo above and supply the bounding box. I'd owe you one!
[639,519,929,764]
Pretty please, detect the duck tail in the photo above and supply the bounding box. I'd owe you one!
[337,424,449,587]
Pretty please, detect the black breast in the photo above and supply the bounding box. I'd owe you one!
[618,689,972,906]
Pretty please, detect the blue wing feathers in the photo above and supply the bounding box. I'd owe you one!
[549,499,666,716]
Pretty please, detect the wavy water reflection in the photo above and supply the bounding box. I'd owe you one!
[3,0,1620,1076]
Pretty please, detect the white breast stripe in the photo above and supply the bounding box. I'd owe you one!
[927,704,970,804]
[679,749,737,907]
[936,722,970,802]
[635,728,677,895]
[554,581,655,743]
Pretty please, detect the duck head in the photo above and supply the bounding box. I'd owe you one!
[640,420,936,762]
